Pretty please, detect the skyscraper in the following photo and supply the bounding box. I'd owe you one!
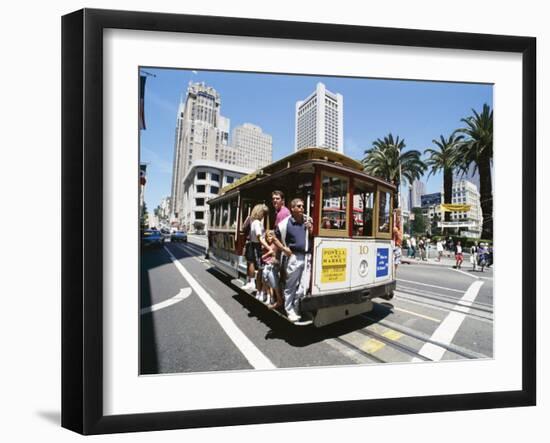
[171,82,230,221]
[232,123,273,171]
[409,179,426,208]
[295,82,344,153]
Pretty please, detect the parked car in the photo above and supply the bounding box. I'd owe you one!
[160,228,171,241]
[141,229,164,248]
[171,230,188,243]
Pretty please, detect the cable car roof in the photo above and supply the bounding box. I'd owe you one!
[219,147,389,194]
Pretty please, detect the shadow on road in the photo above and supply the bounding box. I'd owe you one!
[139,249,162,375]
[169,240,206,258]
[206,267,393,348]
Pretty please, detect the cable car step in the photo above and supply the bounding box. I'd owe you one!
[231,278,313,326]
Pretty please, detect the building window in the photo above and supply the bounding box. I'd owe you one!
[211,173,220,182]
[195,211,204,220]
[210,186,219,194]
[196,184,206,193]
[196,198,205,206]
[197,172,206,180]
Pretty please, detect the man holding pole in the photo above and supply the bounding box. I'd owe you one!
[275,197,313,322]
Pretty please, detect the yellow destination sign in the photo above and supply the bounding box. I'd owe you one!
[440,203,471,212]
[321,248,347,283]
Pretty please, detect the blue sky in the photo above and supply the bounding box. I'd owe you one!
[139,67,492,211]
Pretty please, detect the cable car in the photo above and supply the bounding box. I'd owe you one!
[207,148,396,326]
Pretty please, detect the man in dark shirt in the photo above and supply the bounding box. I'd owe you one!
[275,198,312,322]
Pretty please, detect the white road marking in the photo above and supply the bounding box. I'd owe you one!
[398,278,464,293]
[174,243,209,265]
[140,288,192,315]
[163,246,275,370]
[411,280,484,362]
[452,268,479,279]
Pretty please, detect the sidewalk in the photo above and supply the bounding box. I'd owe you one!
[400,248,478,268]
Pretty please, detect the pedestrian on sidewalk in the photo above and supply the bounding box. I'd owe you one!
[409,236,417,258]
[447,237,454,257]
[477,242,489,272]
[418,237,427,261]
[470,242,478,271]
[436,239,444,261]
[454,240,464,269]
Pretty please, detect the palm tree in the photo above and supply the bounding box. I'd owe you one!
[424,133,464,232]
[455,104,493,239]
[362,133,426,207]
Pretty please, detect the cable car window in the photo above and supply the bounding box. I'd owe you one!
[229,198,238,228]
[241,200,254,228]
[320,173,348,232]
[209,204,216,228]
[352,179,375,237]
[221,201,229,228]
[214,203,221,228]
[377,189,392,234]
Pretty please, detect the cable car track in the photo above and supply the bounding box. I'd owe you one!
[398,284,494,308]
[360,314,489,360]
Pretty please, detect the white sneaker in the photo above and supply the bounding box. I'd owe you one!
[256,291,265,302]
[241,281,256,291]
[287,310,301,322]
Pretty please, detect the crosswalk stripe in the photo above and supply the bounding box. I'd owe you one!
[412,280,484,362]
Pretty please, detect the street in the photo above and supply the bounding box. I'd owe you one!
[140,235,493,374]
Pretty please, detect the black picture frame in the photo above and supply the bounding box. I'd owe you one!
[61,8,536,435]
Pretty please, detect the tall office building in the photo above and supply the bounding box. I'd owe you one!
[449,179,483,238]
[424,179,482,238]
[232,123,273,171]
[409,179,426,208]
[171,82,230,221]
[295,82,344,153]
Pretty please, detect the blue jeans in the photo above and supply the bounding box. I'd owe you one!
[262,263,280,289]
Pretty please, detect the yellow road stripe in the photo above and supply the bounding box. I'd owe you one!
[382,330,403,341]
[394,307,441,323]
[361,339,385,354]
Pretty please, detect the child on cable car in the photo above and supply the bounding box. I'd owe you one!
[261,230,284,309]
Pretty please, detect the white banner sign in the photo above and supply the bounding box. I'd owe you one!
[438,221,476,228]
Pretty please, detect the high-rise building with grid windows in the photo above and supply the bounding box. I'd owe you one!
[170,82,230,222]
[232,123,273,171]
[295,83,344,153]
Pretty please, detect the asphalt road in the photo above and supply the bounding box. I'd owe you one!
[139,235,494,374]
